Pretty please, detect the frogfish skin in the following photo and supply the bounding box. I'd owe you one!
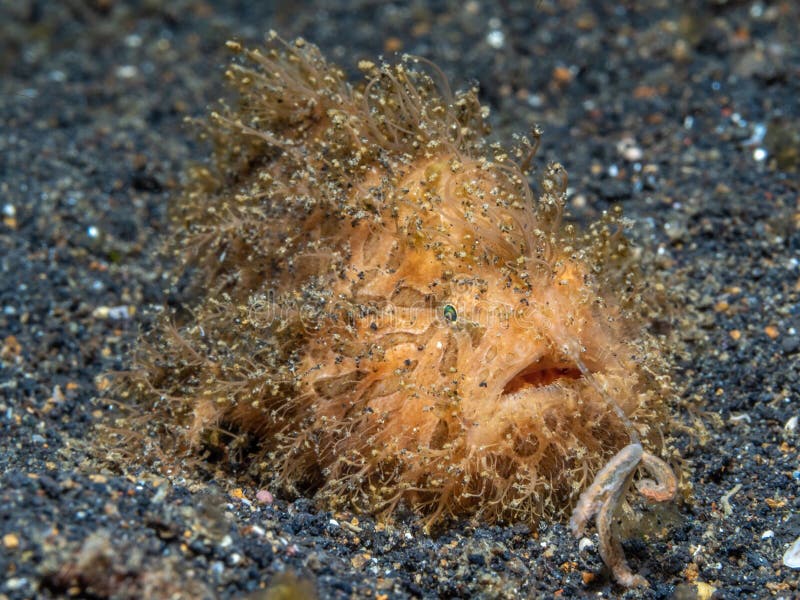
[129,33,673,528]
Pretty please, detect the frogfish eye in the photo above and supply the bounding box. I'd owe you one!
[443,304,457,323]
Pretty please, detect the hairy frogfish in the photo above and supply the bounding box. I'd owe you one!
[124,34,679,587]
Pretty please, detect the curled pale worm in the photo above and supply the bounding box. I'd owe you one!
[570,443,677,587]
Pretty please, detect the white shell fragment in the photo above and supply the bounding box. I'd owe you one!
[729,413,752,424]
[785,415,798,433]
[783,536,800,569]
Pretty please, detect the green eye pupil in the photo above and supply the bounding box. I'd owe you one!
[443,304,457,323]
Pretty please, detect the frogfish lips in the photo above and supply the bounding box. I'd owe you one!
[501,358,584,397]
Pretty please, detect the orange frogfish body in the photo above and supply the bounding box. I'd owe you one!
[128,34,672,526]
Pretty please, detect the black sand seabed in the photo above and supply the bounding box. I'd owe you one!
[1,1,799,598]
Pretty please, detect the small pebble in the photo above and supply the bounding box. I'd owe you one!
[256,489,274,504]
[210,561,225,580]
[617,137,643,161]
[116,65,139,79]
[92,305,133,320]
[486,30,505,49]
[781,336,799,354]
[5,578,28,591]
[3,533,20,549]
[526,93,543,108]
